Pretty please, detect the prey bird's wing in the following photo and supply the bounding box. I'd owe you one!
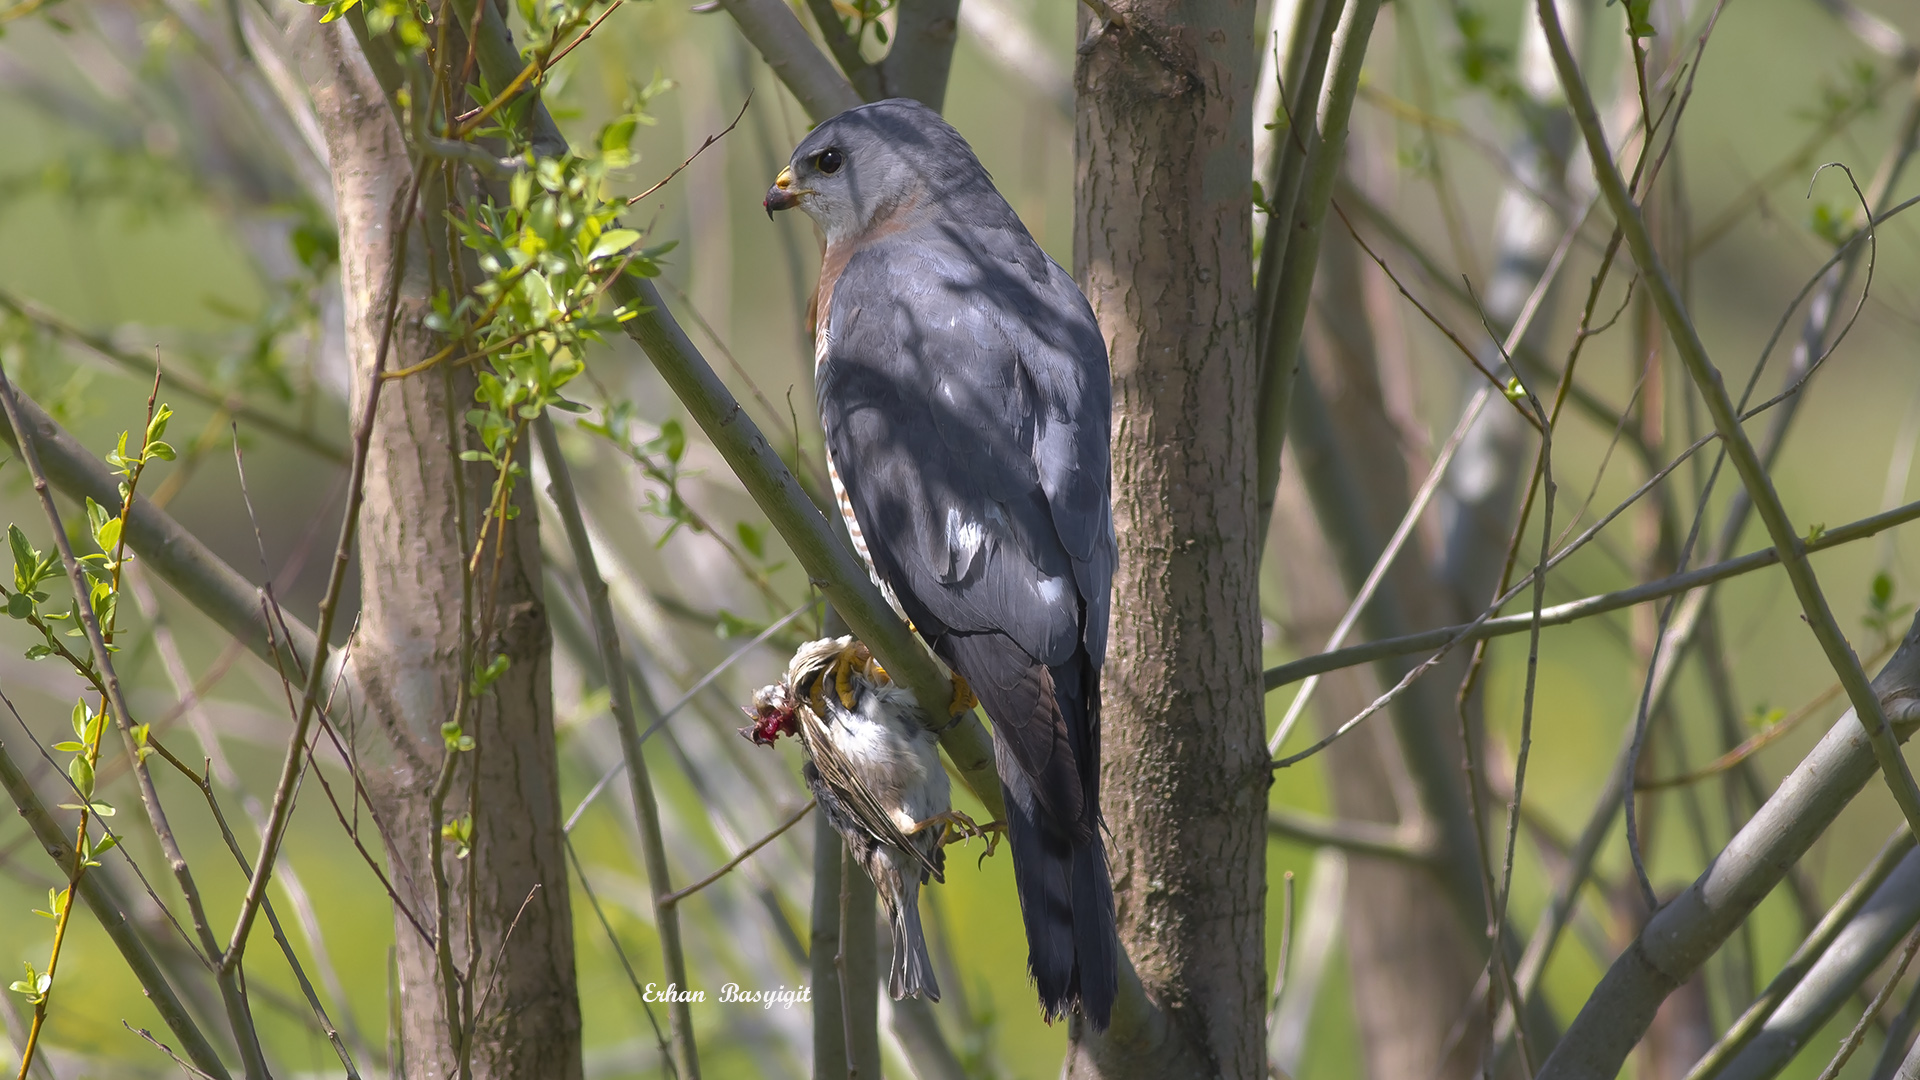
[794,684,942,881]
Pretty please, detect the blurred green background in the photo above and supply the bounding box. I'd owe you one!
[1,0,1919,1075]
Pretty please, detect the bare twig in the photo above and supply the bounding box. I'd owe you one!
[1535,0,1920,849]
[535,415,700,1078]
[1264,476,1920,691]
[1266,807,1437,865]
[628,94,752,205]
[661,799,815,906]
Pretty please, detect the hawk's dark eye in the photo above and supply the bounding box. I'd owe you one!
[815,148,844,175]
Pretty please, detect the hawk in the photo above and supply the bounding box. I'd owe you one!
[764,97,1117,1029]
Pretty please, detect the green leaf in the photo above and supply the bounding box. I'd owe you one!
[93,834,117,857]
[90,801,114,818]
[736,522,765,559]
[71,700,86,740]
[472,653,510,695]
[9,524,35,588]
[659,419,685,464]
[146,404,171,446]
[146,440,176,462]
[1872,570,1895,611]
[588,229,641,262]
[51,741,83,752]
[68,754,94,799]
[6,592,32,620]
[95,517,122,554]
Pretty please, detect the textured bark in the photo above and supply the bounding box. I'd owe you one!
[299,17,581,1079]
[1066,3,1267,1076]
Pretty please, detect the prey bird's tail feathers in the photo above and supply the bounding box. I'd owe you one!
[940,631,1117,1030]
[885,868,941,1001]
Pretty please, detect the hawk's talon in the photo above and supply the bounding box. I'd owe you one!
[830,640,873,710]
[948,673,977,717]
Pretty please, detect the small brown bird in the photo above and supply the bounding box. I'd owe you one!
[744,636,978,1001]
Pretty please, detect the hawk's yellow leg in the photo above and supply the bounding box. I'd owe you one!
[948,673,977,716]
[828,642,975,721]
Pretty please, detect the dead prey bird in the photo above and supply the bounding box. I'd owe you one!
[743,636,988,1001]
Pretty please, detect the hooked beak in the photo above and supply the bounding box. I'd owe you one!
[764,166,806,217]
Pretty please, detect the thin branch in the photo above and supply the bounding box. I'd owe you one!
[562,837,674,1077]
[1536,0,1920,848]
[720,0,862,122]
[628,94,752,205]
[0,289,348,464]
[1254,0,1384,539]
[661,799,816,906]
[1682,827,1916,1079]
[534,416,699,1078]
[1266,488,1920,692]
[0,365,269,1077]
[1265,807,1437,865]
[1813,921,1920,1080]
[0,708,231,1079]
[1532,613,1920,1079]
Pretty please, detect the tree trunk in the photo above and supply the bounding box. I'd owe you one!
[300,17,581,1078]
[1066,3,1267,1076]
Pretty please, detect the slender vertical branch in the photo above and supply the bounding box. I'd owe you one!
[810,814,849,1078]
[0,718,231,1080]
[0,363,270,1078]
[533,416,700,1078]
[1532,0,1920,845]
[1254,0,1386,536]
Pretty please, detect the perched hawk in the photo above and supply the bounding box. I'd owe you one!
[765,98,1117,1029]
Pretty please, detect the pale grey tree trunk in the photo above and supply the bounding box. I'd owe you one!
[1066,2,1267,1075]
[298,15,581,1078]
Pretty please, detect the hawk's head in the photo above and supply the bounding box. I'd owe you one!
[763,98,997,247]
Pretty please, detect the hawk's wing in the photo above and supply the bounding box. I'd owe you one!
[816,220,1113,828]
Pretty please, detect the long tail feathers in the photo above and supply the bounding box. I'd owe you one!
[940,630,1116,1029]
[887,876,940,1001]
[1004,782,1114,1028]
